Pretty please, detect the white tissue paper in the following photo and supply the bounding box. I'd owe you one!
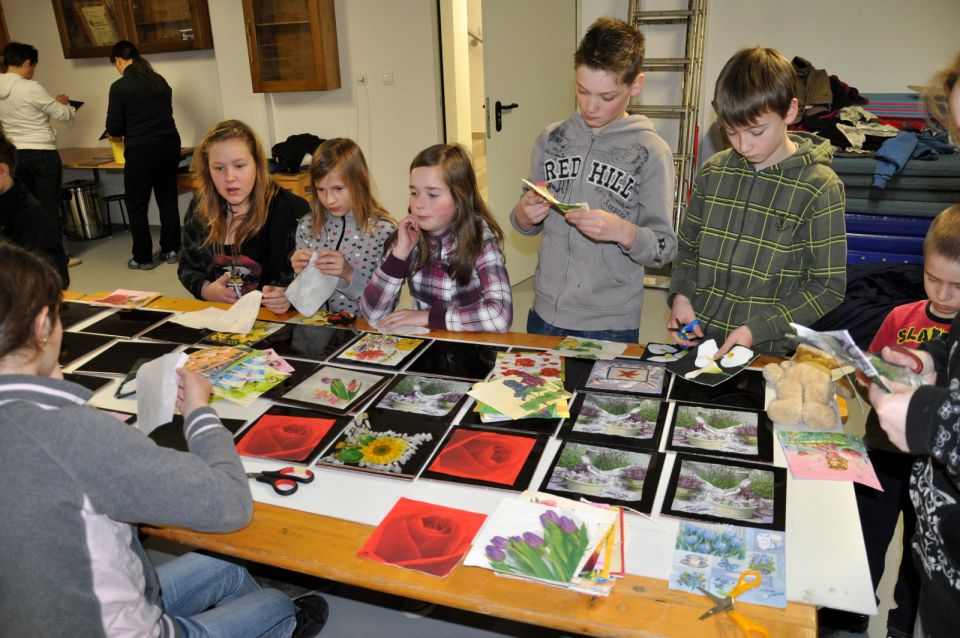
[170,290,263,333]
[284,252,340,316]
[135,352,188,435]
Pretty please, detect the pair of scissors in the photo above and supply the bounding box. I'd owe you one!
[671,318,702,350]
[246,466,315,495]
[697,569,769,638]
[886,345,924,374]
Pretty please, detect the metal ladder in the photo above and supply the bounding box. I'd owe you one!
[628,0,708,231]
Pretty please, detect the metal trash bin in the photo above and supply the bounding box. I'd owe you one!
[61,179,109,240]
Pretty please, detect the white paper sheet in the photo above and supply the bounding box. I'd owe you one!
[369,321,430,336]
[284,252,340,317]
[135,352,188,435]
[170,291,263,333]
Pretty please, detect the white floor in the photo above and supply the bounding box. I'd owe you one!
[65,227,902,638]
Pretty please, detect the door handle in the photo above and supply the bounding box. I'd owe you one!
[495,101,519,132]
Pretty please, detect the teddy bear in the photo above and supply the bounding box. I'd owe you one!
[762,345,854,430]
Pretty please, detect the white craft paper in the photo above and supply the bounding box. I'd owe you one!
[170,290,263,333]
[135,352,188,435]
[284,252,339,317]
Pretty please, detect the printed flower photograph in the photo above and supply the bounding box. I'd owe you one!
[282,366,386,411]
[669,405,759,456]
[545,441,654,501]
[338,333,424,367]
[641,342,688,363]
[376,375,471,417]
[425,428,538,487]
[206,320,283,346]
[668,459,776,526]
[357,497,487,577]
[319,415,436,475]
[235,414,337,462]
[572,393,662,440]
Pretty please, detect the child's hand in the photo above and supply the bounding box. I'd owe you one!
[565,208,635,246]
[668,295,703,346]
[514,189,550,230]
[393,215,421,261]
[291,248,313,274]
[315,248,354,283]
[201,272,239,304]
[867,380,916,452]
[880,346,937,385]
[261,285,291,314]
[716,326,753,357]
[378,309,429,332]
[176,367,212,417]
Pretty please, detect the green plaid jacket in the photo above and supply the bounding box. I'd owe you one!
[670,133,846,354]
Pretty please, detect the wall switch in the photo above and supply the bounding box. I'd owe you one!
[356,72,367,85]
[382,72,394,85]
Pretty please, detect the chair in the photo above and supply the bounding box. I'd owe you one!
[104,193,128,231]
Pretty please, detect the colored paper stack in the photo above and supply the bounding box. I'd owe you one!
[467,351,572,422]
[185,345,294,406]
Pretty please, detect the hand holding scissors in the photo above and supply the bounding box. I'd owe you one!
[697,569,769,638]
[247,466,315,496]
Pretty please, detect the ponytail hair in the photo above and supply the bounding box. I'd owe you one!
[110,40,167,96]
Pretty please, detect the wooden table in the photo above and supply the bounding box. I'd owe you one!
[76,294,818,637]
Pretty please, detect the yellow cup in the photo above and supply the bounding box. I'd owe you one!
[110,138,126,165]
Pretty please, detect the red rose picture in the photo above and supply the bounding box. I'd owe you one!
[357,497,486,577]
[235,414,336,462]
[427,429,536,486]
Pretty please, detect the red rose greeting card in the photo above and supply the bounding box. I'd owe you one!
[235,414,338,462]
[357,498,487,577]
[420,426,546,491]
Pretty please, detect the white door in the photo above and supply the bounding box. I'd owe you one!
[482,0,576,283]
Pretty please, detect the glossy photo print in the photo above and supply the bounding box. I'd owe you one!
[203,320,285,347]
[666,405,773,463]
[357,497,487,578]
[420,426,546,491]
[333,332,430,369]
[560,392,666,449]
[277,365,389,414]
[541,440,663,512]
[235,413,343,463]
[583,358,668,397]
[374,375,471,418]
[662,455,787,531]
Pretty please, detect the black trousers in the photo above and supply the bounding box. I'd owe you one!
[16,149,70,287]
[123,136,181,263]
[855,447,921,636]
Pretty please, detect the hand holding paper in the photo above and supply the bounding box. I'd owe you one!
[177,366,213,417]
[135,352,188,435]
[284,252,339,317]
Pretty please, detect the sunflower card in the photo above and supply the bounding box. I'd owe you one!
[333,332,430,369]
[357,497,487,577]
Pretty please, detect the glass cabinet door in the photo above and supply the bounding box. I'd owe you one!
[53,0,128,57]
[125,0,212,50]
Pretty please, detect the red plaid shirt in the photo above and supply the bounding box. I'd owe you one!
[361,223,513,332]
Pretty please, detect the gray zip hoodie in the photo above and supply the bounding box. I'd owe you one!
[511,112,676,332]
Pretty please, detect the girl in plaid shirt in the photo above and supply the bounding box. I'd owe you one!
[361,144,513,333]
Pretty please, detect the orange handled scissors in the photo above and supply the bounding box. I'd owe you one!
[697,569,770,638]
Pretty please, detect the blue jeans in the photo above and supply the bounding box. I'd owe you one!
[526,308,639,343]
[158,553,296,638]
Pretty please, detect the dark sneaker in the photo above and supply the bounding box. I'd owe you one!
[127,258,157,271]
[292,594,328,637]
[160,250,179,264]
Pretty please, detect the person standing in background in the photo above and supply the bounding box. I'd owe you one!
[106,40,181,270]
[0,42,74,286]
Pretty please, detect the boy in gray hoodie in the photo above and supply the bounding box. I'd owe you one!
[511,17,676,342]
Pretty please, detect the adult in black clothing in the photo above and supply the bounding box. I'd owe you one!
[0,135,68,287]
[106,41,181,270]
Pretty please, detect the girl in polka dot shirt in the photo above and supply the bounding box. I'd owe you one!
[291,138,396,315]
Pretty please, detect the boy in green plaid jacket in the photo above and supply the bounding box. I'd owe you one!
[668,46,846,355]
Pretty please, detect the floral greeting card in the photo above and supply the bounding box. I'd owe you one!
[662,455,788,531]
[667,404,774,463]
[552,336,627,361]
[317,413,445,478]
[204,320,284,347]
[561,393,665,448]
[463,498,617,593]
[375,375,471,417]
[777,431,881,489]
[467,376,572,421]
[89,289,160,309]
[669,521,787,608]
[235,413,339,462]
[420,426,545,490]
[280,365,388,413]
[541,440,662,512]
[493,350,564,379]
[583,358,667,396]
[335,332,428,368]
[357,497,487,577]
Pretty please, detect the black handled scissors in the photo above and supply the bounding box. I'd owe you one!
[246,466,314,495]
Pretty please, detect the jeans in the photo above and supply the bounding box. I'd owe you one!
[157,553,296,638]
[526,308,639,343]
[124,136,182,263]
[16,149,70,286]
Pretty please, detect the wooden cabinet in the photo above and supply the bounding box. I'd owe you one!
[242,0,340,93]
[51,0,213,59]
[0,4,9,51]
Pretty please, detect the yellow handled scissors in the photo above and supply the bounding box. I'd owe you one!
[697,569,770,638]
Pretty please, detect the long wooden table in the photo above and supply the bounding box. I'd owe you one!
[75,293,818,637]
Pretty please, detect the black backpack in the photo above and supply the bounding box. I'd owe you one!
[271,134,324,174]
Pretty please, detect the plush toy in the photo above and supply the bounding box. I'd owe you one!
[763,346,853,430]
